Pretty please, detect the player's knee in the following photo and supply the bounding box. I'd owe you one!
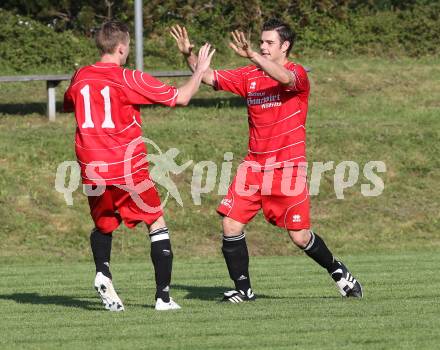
[222,217,245,236]
[148,216,166,232]
[289,229,311,248]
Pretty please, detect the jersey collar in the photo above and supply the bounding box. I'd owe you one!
[94,62,120,67]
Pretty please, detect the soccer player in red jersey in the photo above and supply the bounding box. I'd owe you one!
[64,21,215,311]
[171,19,363,302]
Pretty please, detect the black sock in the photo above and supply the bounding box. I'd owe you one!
[149,227,173,302]
[303,231,339,273]
[222,232,251,292]
[90,228,112,279]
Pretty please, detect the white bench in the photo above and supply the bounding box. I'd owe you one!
[0,71,192,121]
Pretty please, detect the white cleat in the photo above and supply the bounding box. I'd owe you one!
[155,297,181,311]
[94,272,125,312]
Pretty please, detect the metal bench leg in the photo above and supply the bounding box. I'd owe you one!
[47,81,57,121]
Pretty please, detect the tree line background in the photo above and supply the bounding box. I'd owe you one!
[0,0,438,73]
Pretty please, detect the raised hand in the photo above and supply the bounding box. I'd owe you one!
[170,25,194,56]
[229,30,256,59]
[195,43,216,73]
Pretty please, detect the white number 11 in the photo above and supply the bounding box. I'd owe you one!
[80,85,115,129]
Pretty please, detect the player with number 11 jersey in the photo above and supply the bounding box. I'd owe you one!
[63,21,215,311]
[65,63,178,185]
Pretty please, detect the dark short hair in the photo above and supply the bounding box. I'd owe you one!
[262,18,296,56]
[95,21,130,55]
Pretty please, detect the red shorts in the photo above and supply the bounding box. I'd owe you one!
[217,164,310,230]
[86,179,163,233]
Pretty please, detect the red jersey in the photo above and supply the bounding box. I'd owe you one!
[64,62,178,185]
[213,62,309,169]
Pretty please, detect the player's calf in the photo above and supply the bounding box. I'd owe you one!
[221,232,252,293]
[90,228,113,279]
[149,226,181,309]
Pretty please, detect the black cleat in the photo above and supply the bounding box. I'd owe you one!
[330,261,363,298]
[222,288,256,303]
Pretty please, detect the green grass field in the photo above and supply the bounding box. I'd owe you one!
[1,252,439,349]
[0,57,439,349]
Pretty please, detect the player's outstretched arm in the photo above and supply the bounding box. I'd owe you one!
[170,25,215,86]
[175,43,215,106]
[229,30,293,86]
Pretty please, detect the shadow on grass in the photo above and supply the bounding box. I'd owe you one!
[0,292,101,311]
[0,102,48,116]
[0,97,245,117]
[172,284,288,301]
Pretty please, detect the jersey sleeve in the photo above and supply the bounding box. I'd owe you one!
[63,87,74,113]
[122,69,178,107]
[63,74,77,113]
[212,67,248,97]
[283,64,310,93]
[63,68,84,113]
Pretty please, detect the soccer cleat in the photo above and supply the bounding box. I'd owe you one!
[222,288,256,303]
[330,261,363,298]
[94,272,125,312]
[155,297,181,311]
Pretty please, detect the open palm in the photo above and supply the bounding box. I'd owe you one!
[229,30,255,58]
[195,43,216,73]
[170,25,194,56]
